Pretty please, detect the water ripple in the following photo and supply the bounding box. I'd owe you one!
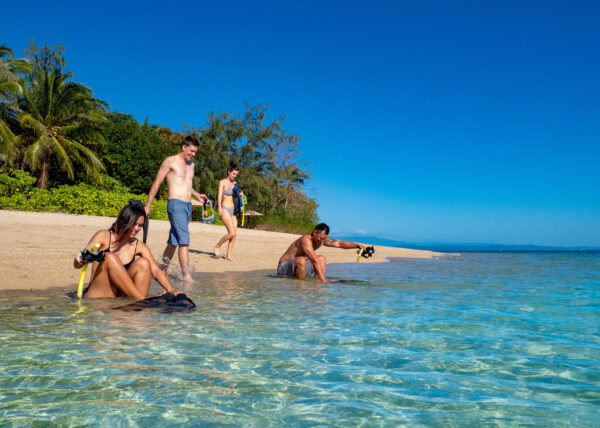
[1,254,599,426]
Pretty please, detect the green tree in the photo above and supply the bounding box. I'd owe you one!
[15,43,106,188]
[280,164,309,209]
[100,112,177,194]
[0,45,31,169]
[191,104,317,222]
[194,111,245,196]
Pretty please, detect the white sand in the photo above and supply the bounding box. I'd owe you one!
[0,210,440,291]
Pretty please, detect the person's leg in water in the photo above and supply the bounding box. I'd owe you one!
[178,244,195,282]
[293,255,326,280]
[165,199,195,282]
[159,244,194,283]
[159,244,177,272]
[85,253,146,299]
[214,208,237,261]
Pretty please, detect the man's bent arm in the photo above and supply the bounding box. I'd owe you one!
[300,236,328,282]
[144,160,171,215]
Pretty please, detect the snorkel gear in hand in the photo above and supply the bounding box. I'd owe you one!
[81,247,106,262]
[202,193,216,223]
[77,243,101,298]
[356,246,375,261]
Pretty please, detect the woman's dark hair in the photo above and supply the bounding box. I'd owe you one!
[110,203,146,237]
[227,160,239,174]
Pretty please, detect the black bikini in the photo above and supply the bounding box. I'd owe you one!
[105,231,138,269]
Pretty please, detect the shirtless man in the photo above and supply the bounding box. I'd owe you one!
[144,135,207,282]
[277,223,367,282]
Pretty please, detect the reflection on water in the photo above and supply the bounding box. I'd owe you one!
[1,253,599,426]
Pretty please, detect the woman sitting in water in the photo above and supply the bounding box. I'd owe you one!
[73,202,179,299]
[213,161,242,261]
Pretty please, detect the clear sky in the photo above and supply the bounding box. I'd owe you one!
[2,0,599,246]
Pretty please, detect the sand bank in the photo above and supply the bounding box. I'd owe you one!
[0,210,440,291]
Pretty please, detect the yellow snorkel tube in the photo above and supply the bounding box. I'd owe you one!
[356,249,364,262]
[77,243,101,298]
[241,194,248,226]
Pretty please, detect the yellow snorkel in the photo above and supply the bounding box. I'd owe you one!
[356,246,375,262]
[241,194,248,226]
[77,243,101,298]
[356,249,364,262]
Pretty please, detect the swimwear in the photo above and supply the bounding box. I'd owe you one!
[167,199,192,246]
[87,231,137,267]
[107,231,138,269]
[221,186,235,216]
[277,257,315,278]
[123,239,139,270]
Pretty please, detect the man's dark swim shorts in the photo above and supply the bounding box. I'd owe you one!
[277,257,315,278]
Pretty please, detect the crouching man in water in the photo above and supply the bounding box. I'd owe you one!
[277,223,367,283]
[74,203,180,299]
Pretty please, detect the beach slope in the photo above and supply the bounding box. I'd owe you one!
[0,210,439,291]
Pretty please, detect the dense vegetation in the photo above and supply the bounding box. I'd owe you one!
[0,42,317,233]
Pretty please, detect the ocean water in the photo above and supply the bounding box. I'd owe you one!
[0,252,598,426]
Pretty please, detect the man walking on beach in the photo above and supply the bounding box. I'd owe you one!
[145,135,207,282]
[277,223,366,282]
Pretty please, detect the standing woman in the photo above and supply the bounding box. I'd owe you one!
[74,202,179,299]
[214,161,241,261]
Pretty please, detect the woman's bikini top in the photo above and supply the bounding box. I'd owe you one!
[104,230,138,270]
[223,185,234,196]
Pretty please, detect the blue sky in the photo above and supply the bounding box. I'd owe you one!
[2,0,599,246]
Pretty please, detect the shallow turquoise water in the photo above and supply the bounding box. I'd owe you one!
[1,252,599,426]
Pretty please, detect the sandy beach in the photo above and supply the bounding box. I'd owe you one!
[0,210,439,291]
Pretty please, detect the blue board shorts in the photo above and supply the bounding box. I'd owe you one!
[167,199,192,246]
[277,257,315,278]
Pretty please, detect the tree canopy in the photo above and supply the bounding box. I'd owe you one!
[0,41,318,228]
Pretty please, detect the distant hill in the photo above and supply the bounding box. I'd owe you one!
[335,236,600,253]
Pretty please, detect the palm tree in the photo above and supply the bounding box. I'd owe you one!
[280,164,309,209]
[0,45,31,168]
[16,46,106,188]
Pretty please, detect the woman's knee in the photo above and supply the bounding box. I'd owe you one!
[104,252,121,266]
[130,257,151,274]
[136,256,151,270]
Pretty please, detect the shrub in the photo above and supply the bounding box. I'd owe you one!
[0,169,37,197]
[0,170,168,220]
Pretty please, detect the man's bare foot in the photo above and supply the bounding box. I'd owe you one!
[226,257,234,261]
[183,274,197,283]
[213,248,221,259]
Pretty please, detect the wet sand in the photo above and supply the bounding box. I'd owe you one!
[0,210,440,291]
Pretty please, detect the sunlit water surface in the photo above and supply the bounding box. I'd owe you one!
[1,252,599,426]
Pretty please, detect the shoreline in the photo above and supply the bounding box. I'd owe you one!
[0,210,441,291]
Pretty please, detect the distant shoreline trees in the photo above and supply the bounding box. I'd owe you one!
[0,41,318,231]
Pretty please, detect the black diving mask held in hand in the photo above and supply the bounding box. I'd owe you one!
[358,246,375,258]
